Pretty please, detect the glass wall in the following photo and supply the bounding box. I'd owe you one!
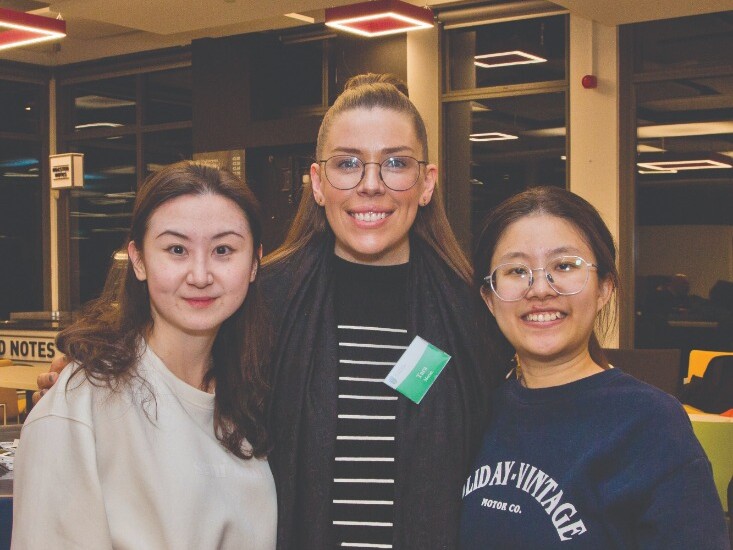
[59,63,192,308]
[630,12,733,355]
[447,15,566,91]
[442,14,568,251]
[0,77,46,319]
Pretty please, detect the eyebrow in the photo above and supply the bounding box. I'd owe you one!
[497,246,582,263]
[331,146,415,156]
[154,230,247,240]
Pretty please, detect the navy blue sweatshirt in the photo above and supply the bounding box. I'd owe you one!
[460,368,729,549]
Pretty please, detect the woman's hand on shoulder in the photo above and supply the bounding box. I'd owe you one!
[32,354,70,404]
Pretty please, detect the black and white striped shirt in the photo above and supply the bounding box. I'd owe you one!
[333,256,409,549]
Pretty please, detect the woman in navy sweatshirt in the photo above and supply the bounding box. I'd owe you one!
[461,186,729,549]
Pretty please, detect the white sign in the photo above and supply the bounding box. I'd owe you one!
[0,331,58,364]
[50,153,84,189]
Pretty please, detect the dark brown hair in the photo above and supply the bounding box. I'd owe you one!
[265,73,472,283]
[57,161,270,459]
[473,186,618,367]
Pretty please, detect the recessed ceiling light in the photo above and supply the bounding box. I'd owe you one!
[638,121,733,138]
[474,50,547,69]
[470,132,519,142]
[637,159,732,171]
[75,122,124,130]
[638,169,678,174]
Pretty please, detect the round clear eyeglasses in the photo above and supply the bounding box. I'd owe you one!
[483,255,598,302]
[319,155,427,191]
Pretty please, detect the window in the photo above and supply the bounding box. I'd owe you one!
[70,76,137,130]
[0,72,46,319]
[0,80,41,134]
[144,69,193,125]
[444,92,566,243]
[59,62,192,309]
[442,14,568,251]
[446,15,566,91]
[629,12,733,353]
[0,137,44,319]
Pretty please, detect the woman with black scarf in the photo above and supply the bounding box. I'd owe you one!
[262,73,506,549]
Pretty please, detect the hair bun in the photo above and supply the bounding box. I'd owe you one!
[343,73,409,96]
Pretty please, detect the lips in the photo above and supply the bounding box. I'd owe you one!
[349,210,390,222]
[523,311,566,323]
[185,298,215,308]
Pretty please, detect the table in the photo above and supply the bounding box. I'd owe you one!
[0,365,49,410]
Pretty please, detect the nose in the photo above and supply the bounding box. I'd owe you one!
[525,267,557,299]
[186,253,214,287]
[357,162,385,196]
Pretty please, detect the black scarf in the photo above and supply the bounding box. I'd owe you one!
[262,234,506,549]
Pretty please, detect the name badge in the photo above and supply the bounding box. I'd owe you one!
[384,336,451,404]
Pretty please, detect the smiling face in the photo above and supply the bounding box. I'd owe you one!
[481,213,612,370]
[310,107,436,265]
[128,193,258,346]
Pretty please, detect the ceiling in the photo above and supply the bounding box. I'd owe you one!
[1,0,732,66]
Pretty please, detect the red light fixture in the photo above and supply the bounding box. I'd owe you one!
[326,0,434,37]
[0,8,66,52]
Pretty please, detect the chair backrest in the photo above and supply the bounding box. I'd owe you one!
[603,348,682,397]
[687,349,733,382]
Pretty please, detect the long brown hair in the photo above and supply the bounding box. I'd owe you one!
[264,73,472,283]
[58,161,270,459]
[473,186,619,367]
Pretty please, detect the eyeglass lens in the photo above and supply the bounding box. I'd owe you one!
[490,256,591,301]
[324,156,421,191]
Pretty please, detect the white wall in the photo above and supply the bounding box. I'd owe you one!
[568,14,620,346]
[568,15,619,246]
[637,225,733,298]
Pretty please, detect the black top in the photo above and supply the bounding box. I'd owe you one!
[333,257,409,548]
[263,234,505,550]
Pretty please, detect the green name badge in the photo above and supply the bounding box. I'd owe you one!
[384,336,451,404]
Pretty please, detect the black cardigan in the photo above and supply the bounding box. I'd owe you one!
[262,234,506,549]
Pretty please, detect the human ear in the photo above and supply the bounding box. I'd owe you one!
[596,275,614,312]
[128,241,146,281]
[250,244,262,283]
[310,162,325,206]
[480,285,496,317]
[419,163,437,206]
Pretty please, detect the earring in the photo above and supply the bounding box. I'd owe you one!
[513,353,525,387]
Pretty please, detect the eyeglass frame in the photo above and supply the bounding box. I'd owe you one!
[482,255,599,302]
[317,155,429,192]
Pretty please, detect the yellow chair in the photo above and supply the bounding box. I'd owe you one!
[0,361,22,423]
[686,350,733,383]
[689,413,733,513]
[0,388,20,425]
